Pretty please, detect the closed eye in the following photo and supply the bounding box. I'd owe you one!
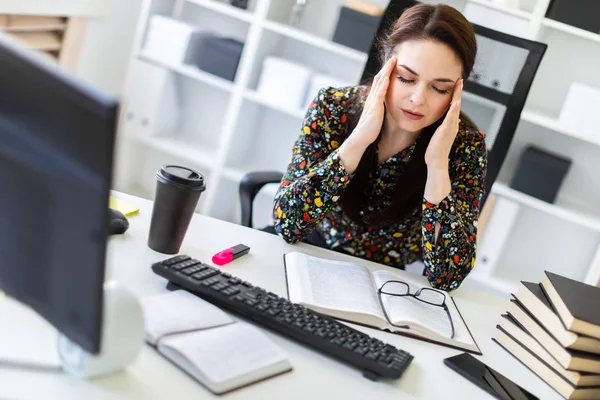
[400,76,450,95]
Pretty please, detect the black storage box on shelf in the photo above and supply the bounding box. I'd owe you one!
[185,34,244,82]
[332,6,382,53]
[546,0,600,34]
[509,146,572,204]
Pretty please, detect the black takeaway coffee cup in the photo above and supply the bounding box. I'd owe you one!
[148,165,206,254]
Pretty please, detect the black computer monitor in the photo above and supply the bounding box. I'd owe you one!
[0,34,118,354]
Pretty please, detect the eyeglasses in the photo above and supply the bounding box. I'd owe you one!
[377,280,455,339]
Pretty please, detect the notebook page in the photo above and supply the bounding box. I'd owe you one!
[298,253,384,318]
[158,322,290,390]
[142,290,235,345]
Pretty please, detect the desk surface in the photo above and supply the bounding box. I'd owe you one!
[0,192,562,400]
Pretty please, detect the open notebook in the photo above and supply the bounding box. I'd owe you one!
[284,252,480,354]
[142,290,292,394]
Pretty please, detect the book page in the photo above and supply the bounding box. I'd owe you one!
[142,290,235,345]
[383,292,454,338]
[286,252,384,320]
[158,322,290,391]
[372,270,454,339]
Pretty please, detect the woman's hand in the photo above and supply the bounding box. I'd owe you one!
[339,57,396,174]
[425,79,463,170]
[352,56,397,147]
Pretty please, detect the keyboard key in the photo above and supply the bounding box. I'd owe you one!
[191,270,219,280]
[200,277,220,287]
[172,260,197,271]
[181,265,204,275]
[163,255,190,266]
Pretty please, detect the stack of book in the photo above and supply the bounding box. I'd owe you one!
[494,271,600,399]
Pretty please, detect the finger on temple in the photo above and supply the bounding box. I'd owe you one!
[453,79,463,102]
[387,57,397,75]
[378,77,389,98]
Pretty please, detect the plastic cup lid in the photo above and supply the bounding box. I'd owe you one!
[158,165,205,190]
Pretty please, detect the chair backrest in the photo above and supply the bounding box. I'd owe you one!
[361,0,547,208]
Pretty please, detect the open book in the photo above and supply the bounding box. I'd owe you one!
[284,252,480,354]
[142,290,292,394]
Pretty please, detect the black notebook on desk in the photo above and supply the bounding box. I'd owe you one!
[283,251,481,354]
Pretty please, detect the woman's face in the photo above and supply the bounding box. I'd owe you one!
[385,39,463,133]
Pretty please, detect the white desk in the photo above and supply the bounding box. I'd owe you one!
[0,192,562,400]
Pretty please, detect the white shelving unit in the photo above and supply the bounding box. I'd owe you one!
[117,0,600,297]
[541,18,600,45]
[138,50,235,92]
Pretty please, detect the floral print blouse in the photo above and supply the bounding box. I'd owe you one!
[273,86,487,291]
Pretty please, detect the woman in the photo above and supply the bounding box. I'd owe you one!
[273,4,487,291]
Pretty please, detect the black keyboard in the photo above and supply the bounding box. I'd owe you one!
[151,255,414,381]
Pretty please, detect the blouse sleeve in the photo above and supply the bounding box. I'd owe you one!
[421,124,488,291]
[273,87,354,243]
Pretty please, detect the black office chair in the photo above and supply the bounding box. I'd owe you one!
[239,0,547,230]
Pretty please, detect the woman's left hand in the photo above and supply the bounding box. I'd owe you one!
[425,79,463,170]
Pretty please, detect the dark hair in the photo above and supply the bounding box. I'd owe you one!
[338,3,477,228]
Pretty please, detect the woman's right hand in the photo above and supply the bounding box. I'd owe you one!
[339,56,396,174]
[352,56,397,147]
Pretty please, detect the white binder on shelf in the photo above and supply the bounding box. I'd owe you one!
[476,196,521,275]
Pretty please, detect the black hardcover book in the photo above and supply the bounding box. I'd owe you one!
[542,272,600,339]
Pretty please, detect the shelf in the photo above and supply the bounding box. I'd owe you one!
[138,51,235,93]
[1,24,66,32]
[262,20,368,64]
[542,18,600,44]
[11,32,62,51]
[467,0,532,20]
[129,132,217,171]
[185,0,254,23]
[491,182,600,232]
[244,89,306,119]
[520,108,600,147]
[0,15,67,32]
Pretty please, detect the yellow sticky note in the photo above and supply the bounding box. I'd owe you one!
[109,197,140,217]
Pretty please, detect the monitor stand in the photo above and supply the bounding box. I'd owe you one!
[1,281,145,379]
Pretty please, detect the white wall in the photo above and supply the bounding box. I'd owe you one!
[75,0,143,98]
